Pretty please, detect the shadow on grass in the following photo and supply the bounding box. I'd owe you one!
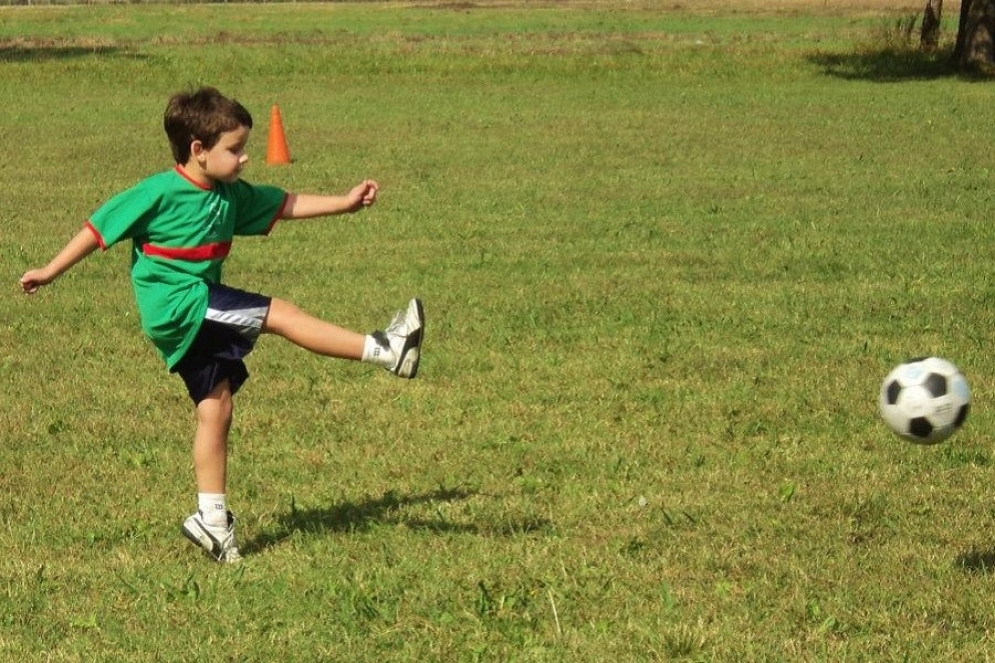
[807,46,963,82]
[955,547,995,574]
[242,486,552,555]
[0,42,147,63]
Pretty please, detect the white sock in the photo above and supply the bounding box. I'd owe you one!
[361,334,393,367]
[198,493,228,527]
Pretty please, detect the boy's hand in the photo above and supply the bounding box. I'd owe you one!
[347,180,379,211]
[20,268,52,294]
[279,182,380,219]
[18,227,99,294]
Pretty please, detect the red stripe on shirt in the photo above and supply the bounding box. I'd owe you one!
[142,241,232,261]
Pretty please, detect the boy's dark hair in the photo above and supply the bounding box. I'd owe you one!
[164,87,253,164]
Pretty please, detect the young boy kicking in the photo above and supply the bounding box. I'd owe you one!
[19,86,424,563]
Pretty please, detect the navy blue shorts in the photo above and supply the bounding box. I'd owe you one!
[171,284,272,404]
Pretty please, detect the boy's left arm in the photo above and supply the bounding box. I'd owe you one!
[280,180,378,220]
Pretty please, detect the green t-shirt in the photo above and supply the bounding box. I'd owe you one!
[87,166,288,369]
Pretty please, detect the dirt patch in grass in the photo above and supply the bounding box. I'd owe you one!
[668,0,946,11]
[413,0,957,16]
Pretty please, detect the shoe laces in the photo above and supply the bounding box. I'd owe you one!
[385,309,409,336]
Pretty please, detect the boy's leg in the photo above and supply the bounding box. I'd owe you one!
[193,379,233,496]
[262,298,365,359]
[262,297,424,378]
[181,379,242,563]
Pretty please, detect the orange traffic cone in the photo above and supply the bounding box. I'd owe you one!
[266,104,291,165]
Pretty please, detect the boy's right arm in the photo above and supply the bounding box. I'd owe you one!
[20,226,101,294]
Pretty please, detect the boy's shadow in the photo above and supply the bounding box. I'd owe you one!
[242,486,495,555]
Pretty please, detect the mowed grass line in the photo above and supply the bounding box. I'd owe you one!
[3,2,995,661]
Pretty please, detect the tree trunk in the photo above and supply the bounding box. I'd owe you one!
[955,0,995,70]
[921,0,942,51]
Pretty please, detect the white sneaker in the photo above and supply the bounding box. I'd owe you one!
[182,511,242,563]
[374,298,424,378]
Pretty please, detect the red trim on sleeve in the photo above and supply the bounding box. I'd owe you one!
[84,220,107,250]
[142,241,232,261]
[263,193,289,235]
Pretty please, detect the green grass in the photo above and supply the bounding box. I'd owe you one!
[3,1,995,660]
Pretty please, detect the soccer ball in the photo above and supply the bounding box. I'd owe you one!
[879,357,970,445]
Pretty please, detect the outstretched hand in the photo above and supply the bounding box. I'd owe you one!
[278,182,381,219]
[17,227,100,295]
[345,180,379,212]
[19,269,52,294]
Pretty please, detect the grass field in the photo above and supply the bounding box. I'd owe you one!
[4,1,995,660]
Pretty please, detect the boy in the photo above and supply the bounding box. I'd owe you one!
[19,87,424,563]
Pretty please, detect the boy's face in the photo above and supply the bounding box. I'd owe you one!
[195,125,250,184]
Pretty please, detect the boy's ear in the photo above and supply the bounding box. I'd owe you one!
[190,140,206,160]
